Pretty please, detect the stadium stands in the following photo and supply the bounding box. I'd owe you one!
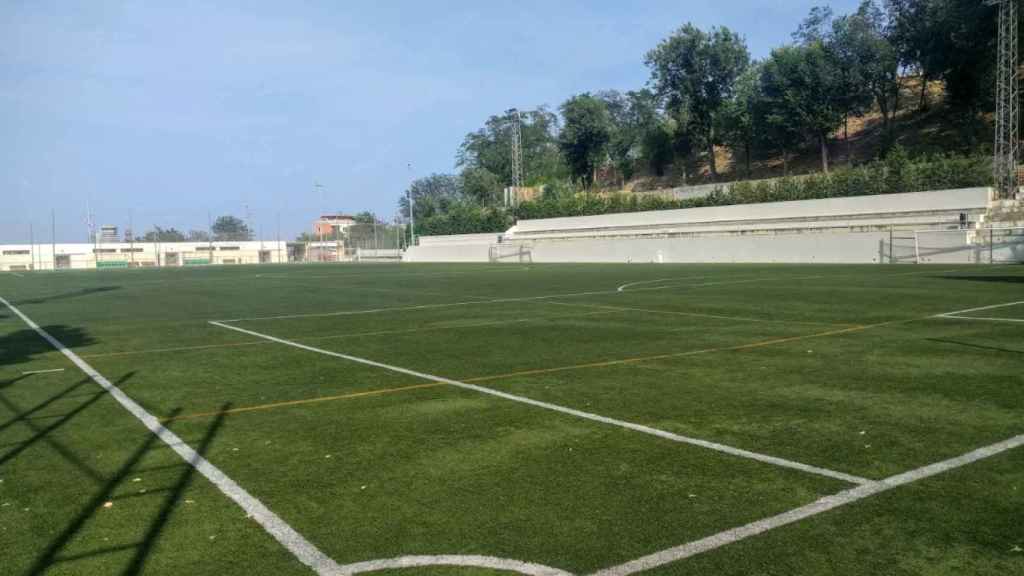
[403,187,1022,264]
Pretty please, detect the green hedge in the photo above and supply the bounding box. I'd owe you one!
[414,203,515,237]
[412,153,992,234]
[514,152,992,220]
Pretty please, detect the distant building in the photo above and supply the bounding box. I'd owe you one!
[313,214,356,238]
[98,225,118,243]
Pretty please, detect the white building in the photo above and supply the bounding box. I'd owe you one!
[0,241,288,271]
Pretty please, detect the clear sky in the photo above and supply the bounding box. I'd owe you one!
[1,0,861,243]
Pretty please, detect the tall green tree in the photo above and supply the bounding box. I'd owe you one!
[598,89,662,182]
[645,24,750,179]
[558,94,612,188]
[399,173,463,222]
[211,215,252,241]
[760,43,844,173]
[457,107,563,187]
[717,63,764,176]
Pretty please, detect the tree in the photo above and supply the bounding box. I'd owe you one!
[558,94,612,188]
[645,24,750,179]
[598,89,662,183]
[399,173,463,222]
[760,43,844,173]
[142,226,186,242]
[187,230,211,242]
[457,107,564,187]
[211,215,252,241]
[841,2,900,146]
[460,166,504,206]
[717,63,764,176]
[353,211,377,224]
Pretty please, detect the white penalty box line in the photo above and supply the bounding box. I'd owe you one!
[209,320,872,486]
[933,301,1024,323]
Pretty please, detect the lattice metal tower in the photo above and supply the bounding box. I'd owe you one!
[989,0,1020,199]
[508,108,524,188]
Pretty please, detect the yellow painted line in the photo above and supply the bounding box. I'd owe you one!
[464,320,905,383]
[164,317,915,422]
[163,382,447,422]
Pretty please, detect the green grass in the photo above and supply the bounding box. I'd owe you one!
[0,262,1022,575]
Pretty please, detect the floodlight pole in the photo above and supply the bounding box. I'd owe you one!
[406,163,416,247]
[51,209,56,271]
[988,0,1020,200]
[29,223,34,271]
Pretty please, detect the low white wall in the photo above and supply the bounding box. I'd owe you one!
[417,233,501,246]
[403,243,492,262]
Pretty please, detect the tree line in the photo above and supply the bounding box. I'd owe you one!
[401,0,1002,235]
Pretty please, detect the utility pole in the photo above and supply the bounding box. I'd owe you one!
[988,0,1020,200]
[406,163,416,247]
[314,182,325,261]
[51,209,56,271]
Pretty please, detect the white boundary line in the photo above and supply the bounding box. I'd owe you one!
[0,296,344,576]
[933,301,1024,323]
[337,555,572,575]
[937,315,1024,323]
[209,320,873,486]
[589,432,1024,576]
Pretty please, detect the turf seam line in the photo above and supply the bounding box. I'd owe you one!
[0,296,344,576]
[78,310,618,360]
[210,320,873,485]
[541,299,848,327]
[589,432,1024,576]
[217,265,983,325]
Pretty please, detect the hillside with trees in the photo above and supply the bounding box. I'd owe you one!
[401,0,1005,236]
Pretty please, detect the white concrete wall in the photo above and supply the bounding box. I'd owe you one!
[403,243,493,262]
[417,233,501,246]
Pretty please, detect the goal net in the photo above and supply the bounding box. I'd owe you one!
[488,243,533,263]
[912,227,1024,264]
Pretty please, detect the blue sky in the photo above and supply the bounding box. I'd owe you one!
[1,0,861,243]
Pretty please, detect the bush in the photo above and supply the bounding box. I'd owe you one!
[512,154,992,221]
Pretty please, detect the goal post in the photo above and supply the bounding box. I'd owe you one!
[912,227,1024,264]
[488,243,532,263]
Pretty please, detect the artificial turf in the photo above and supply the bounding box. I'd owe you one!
[0,262,1021,575]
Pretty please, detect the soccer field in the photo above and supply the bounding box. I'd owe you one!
[1,263,1022,576]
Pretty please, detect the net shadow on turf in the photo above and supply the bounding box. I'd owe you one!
[20,396,232,576]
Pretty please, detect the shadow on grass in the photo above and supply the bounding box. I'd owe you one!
[0,373,136,483]
[926,338,1023,355]
[938,274,1024,285]
[21,396,233,576]
[15,286,120,306]
[0,326,95,367]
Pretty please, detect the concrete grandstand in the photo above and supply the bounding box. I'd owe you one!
[404,187,1024,265]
